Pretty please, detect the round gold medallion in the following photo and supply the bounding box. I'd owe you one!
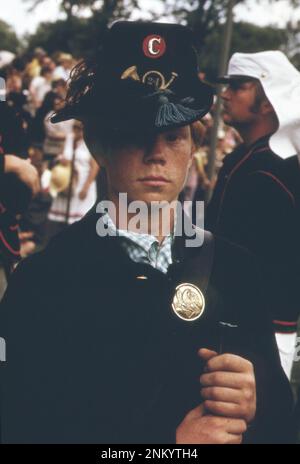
[172,283,205,321]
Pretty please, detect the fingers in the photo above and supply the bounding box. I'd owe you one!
[201,386,241,404]
[203,400,246,419]
[227,433,244,445]
[184,403,206,421]
[198,348,218,362]
[200,371,245,389]
[177,410,246,444]
[225,418,247,435]
[205,353,253,374]
[198,349,256,424]
[200,371,256,423]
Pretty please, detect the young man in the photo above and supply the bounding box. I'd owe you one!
[206,51,300,380]
[0,23,294,444]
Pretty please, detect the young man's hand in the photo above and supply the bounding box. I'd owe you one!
[176,404,247,444]
[199,348,256,424]
[176,349,256,444]
[4,155,40,196]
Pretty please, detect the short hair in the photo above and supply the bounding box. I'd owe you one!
[190,120,206,150]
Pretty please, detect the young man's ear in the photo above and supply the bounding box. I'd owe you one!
[260,99,274,116]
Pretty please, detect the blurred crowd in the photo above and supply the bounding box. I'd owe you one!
[0,47,100,261]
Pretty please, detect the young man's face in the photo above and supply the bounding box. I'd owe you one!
[98,125,194,205]
[221,79,260,127]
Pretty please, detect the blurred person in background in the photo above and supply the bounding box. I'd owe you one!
[0,101,39,288]
[181,121,210,221]
[19,144,52,254]
[53,53,73,81]
[46,121,99,241]
[41,56,56,73]
[43,95,73,168]
[29,65,53,110]
[24,47,47,82]
[31,79,68,144]
[6,73,33,146]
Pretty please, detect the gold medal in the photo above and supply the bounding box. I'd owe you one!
[172,283,205,321]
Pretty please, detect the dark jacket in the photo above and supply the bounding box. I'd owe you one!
[0,128,20,263]
[0,209,294,443]
[206,136,300,331]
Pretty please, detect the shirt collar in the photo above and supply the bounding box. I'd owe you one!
[98,207,175,273]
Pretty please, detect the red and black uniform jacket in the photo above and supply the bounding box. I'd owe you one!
[206,135,300,333]
[0,102,33,264]
[0,138,20,263]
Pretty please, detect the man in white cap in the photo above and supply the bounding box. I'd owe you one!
[207,51,300,380]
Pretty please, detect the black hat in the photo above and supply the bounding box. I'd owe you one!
[52,21,213,133]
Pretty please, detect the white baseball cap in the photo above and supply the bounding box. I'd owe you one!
[217,50,300,159]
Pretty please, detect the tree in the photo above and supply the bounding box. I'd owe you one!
[161,0,241,48]
[26,17,91,57]
[200,21,288,78]
[25,0,142,58]
[26,0,140,22]
[0,19,21,53]
[161,0,300,49]
[281,19,300,68]
[24,0,300,68]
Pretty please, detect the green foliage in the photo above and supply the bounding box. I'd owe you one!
[25,0,141,58]
[26,0,139,21]
[199,21,288,78]
[0,19,21,53]
[24,0,296,71]
[161,0,243,47]
[26,17,91,57]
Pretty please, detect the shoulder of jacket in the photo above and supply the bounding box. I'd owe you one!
[213,234,257,271]
[14,217,92,279]
[246,169,295,205]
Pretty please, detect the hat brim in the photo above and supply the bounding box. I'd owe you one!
[51,78,213,132]
[211,74,257,84]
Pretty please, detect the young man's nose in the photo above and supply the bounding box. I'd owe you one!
[143,136,167,165]
[220,87,230,100]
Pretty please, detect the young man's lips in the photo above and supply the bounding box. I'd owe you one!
[138,176,170,183]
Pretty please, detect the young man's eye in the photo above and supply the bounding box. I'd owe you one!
[166,133,180,142]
